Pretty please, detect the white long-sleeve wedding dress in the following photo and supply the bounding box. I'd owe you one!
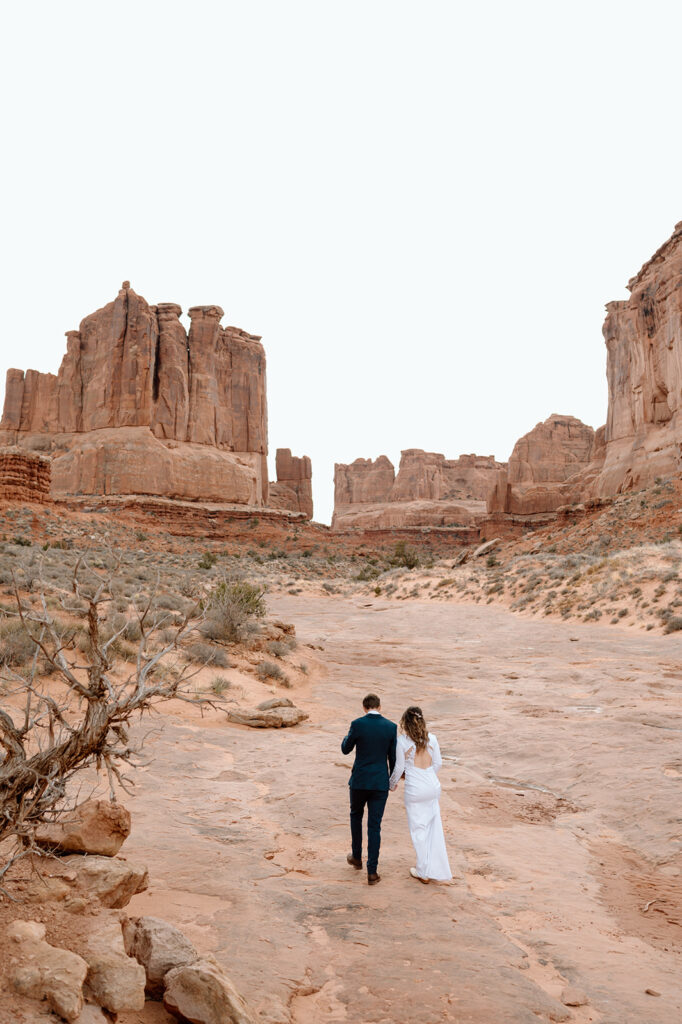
[389,732,452,881]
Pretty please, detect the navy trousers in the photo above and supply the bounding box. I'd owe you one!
[349,787,389,874]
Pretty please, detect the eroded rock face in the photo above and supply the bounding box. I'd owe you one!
[0,448,51,502]
[596,222,682,494]
[269,448,313,518]
[332,450,504,531]
[507,415,595,486]
[487,415,604,516]
[0,283,268,504]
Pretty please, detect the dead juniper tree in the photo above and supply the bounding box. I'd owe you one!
[0,555,219,874]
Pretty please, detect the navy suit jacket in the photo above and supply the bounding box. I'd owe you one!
[341,713,397,791]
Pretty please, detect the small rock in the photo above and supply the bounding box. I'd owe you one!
[256,697,294,711]
[473,537,501,559]
[560,986,589,1007]
[163,958,257,1024]
[35,799,131,857]
[8,919,88,1022]
[123,915,198,998]
[645,988,661,997]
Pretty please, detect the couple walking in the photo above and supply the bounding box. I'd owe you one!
[341,693,452,885]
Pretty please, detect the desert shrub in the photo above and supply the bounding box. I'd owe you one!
[298,663,309,675]
[0,618,38,666]
[12,536,32,547]
[664,616,682,634]
[267,640,289,659]
[185,641,231,667]
[202,580,266,643]
[390,541,420,570]
[256,659,285,682]
[198,551,218,570]
[210,675,232,695]
[355,564,381,582]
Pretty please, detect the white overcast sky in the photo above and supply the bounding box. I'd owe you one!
[1,1,680,523]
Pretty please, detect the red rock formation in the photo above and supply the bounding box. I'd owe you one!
[487,416,603,516]
[332,450,504,531]
[0,284,268,504]
[334,456,396,506]
[507,415,595,485]
[268,449,313,519]
[0,448,51,502]
[596,222,682,494]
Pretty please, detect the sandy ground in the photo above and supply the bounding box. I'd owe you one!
[121,595,682,1024]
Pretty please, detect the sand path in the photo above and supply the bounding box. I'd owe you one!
[125,596,682,1023]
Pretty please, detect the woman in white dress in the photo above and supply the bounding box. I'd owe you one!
[389,706,452,884]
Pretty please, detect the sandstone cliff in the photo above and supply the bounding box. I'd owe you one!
[596,221,682,494]
[0,283,269,503]
[268,449,313,519]
[332,450,504,531]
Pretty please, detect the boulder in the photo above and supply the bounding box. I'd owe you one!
[123,915,198,998]
[227,704,309,728]
[19,855,148,910]
[8,919,88,1023]
[81,916,146,1013]
[35,799,131,857]
[163,958,257,1024]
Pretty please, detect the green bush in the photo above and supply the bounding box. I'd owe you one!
[0,618,38,666]
[389,541,420,570]
[185,641,231,667]
[198,551,217,570]
[256,659,285,682]
[211,675,232,695]
[203,580,266,643]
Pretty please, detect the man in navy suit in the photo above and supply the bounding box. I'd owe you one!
[341,693,397,885]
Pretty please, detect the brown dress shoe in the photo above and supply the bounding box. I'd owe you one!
[367,872,381,885]
[347,854,362,869]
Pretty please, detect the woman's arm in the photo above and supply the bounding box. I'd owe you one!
[430,734,443,774]
[389,738,406,790]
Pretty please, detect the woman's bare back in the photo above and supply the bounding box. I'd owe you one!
[407,743,433,769]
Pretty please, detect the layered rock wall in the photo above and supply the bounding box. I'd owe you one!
[0,283,269,503]
[268,449,313,519]
[332,450,504,531]
[0,448,51,502]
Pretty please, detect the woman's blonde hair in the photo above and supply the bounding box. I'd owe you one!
[400,705,429,751]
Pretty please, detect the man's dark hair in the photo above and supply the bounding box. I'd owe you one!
[363,693,381,710]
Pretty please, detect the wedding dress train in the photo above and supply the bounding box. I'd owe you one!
[389,733,452,881]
